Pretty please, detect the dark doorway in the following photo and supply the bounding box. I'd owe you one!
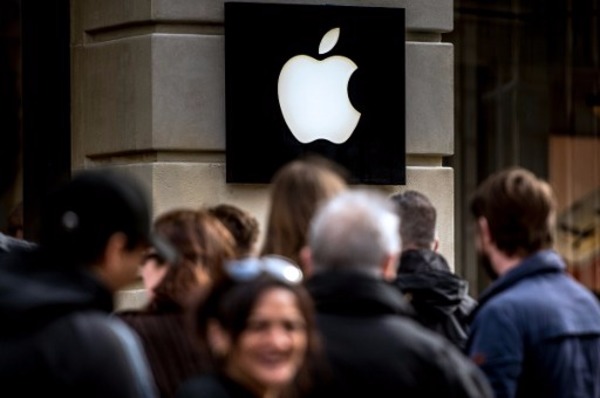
[0,0,71,241]
[447,0,600,297]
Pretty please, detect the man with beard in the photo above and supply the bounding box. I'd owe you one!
[467,167,600,398]
[391,190,476,350]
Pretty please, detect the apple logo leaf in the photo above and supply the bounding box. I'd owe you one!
[318,27,340,55]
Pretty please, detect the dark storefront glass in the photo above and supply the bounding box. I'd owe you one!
[448,0,600,297]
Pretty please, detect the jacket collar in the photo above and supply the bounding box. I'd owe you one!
[398,249,451,273]
[395,270,469,311]
[472,250,564,319]
[306,269,413,317]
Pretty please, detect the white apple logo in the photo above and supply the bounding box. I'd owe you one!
[278,28,361,144]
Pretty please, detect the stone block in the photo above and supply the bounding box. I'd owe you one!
[77,36,153,156]
[406,42,453,156]
[74,0,452,35]
[152,34,225,150]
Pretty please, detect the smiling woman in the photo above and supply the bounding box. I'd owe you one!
[176,258,323,398]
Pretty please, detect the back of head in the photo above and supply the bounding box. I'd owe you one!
[308,189,400,274]
[390,190,436,250]
[39,168,152,267]
[151,208,236,305]
[261,155,348,265]
[207,203,260,258]
[469,167,556,257]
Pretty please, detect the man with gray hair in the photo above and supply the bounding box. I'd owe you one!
[302,189,492,397]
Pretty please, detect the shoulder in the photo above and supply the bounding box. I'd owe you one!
[39,312,158,397]
[115,310,190,342]
[44,312,147,365]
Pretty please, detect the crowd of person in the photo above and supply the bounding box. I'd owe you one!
[1,156,599,398]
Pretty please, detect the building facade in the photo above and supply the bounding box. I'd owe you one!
[1,0,598,301]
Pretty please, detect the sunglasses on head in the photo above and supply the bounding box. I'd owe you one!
[224,255,303,285]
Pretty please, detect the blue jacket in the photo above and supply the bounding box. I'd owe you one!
[467,250,600,398]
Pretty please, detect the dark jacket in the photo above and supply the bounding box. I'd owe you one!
[467,250,600,398]
[176,373,257,398]
[118,302,210,398]
[394,249,477,350]
[306,270,493,397]
[0,248,157,398]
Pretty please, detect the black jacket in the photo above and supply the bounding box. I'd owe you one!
[0,248,157,398]
[394,249,477,350]
[177,373,257,398]
[306,270,492,398]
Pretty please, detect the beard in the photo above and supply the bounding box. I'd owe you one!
[477,251,499,281]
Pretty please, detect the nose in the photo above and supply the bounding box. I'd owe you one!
[267,325,293,350]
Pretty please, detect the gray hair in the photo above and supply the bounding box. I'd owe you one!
[308,189,401,274]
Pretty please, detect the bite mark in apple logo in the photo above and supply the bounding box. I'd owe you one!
[278,27,361,144]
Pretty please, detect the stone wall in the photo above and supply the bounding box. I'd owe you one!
[70,0,454,308]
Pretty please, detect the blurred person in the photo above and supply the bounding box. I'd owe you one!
[208,203,260,259]
[301,189,493,397]
[0,230,35,262]
[1,202,37,265]
[260,155,348,273]
[390,190,476,350]
[467,167,600,398]
[176,255,322,398]
[118,208,237,398]
[0,168,164,397]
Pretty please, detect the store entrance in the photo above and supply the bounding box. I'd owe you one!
[0,0,71,241]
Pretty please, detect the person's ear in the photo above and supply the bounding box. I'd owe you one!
[299,246,313,278]
[207,319,231,358]
[476,216,496,256]
[477,217,493,248]
[432,237,440,252]
[94,232,128,290]
[381,253,399,281]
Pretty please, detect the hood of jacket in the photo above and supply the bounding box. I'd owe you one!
[398,249,451,273]
[395,270,471,314]
[306,269,414,317]
[395,250,475,315]
[0,248,114,337]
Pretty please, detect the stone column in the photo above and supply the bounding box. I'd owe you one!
[71,0,454,307]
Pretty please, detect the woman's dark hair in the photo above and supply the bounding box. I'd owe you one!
[207,203,260,258]
[195,274,322,397]
[150,208,236,311]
